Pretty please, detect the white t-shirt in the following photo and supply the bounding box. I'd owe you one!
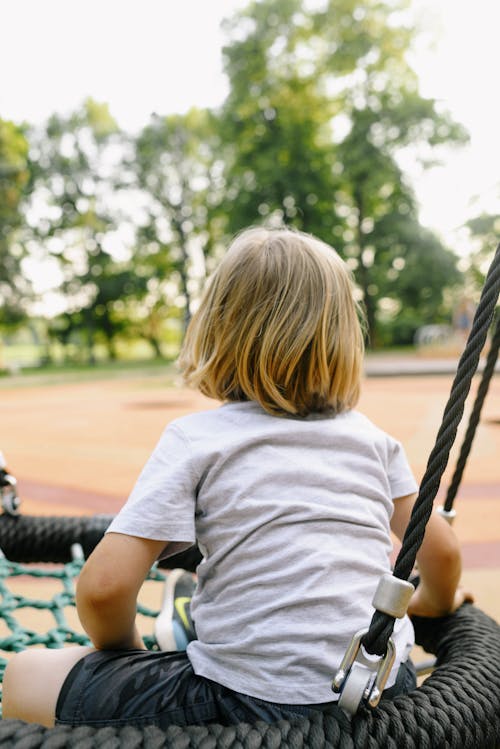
[107,401,418,703]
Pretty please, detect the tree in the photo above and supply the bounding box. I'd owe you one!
[27,99,128,361]
[220,0,467,345]
[221,0,342,238]
[0,119,31,334]
[465,211,500,289]
[333,105,462,343]
[133,109,226,334]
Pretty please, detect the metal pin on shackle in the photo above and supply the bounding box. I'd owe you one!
[332,574,415,714]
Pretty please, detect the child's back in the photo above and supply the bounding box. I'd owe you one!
[119,400,417,701]
[2,226,466,728]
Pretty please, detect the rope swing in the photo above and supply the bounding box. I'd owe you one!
[0,246,498,748]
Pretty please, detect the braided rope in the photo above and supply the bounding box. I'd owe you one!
[0,514,112,563]
[443,312,500,512]
[0,513,202,571]
[363,244,500,656]
[0,603,498,747]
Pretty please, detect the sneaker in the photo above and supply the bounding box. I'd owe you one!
[155,569,197,651]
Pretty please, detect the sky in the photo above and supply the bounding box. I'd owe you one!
[1,0,499,256]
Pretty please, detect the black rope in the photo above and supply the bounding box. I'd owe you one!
[0,513,202,571]
[0,514,113,563]
[1,604,499,747]
[443,311,500,512]
[362,243,500,656]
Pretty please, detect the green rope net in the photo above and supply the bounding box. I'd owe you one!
[0,555,167,714]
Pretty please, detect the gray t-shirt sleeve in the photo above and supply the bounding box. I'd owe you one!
[106,424,196,558]
[387,437,419,500]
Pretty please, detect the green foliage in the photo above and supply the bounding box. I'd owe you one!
[461,211,500,300]
[26,100,128,361]
[467,213,500,244]
[376,228,459,345]
[0,120,30,225]
[221,0,341,236]
[377,308,423,347]
[0,119,32,331]
[220,0,467,345]
[133,109,226,332]
[2,1,472,356]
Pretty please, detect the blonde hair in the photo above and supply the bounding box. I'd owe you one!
[179,227,365,416]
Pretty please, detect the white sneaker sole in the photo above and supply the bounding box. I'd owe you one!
[154,568,187,651]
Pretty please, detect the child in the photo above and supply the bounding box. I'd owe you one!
[3,227,469,729]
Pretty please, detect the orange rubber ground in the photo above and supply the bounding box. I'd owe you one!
[1,370,499,627]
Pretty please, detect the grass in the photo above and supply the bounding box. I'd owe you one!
[0,357,180,389]
[0,335,185,389]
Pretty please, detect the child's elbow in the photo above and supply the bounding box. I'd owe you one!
[76,565,130,613]
[427,534,462,577]
[420,513,462,570]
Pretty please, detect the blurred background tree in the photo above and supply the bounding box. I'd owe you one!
[220,0,468,345]
[465,208,500,289]
[2,0,487,369]
[132,108,226,335]
[0,120,32,337]
[25,98,126,363]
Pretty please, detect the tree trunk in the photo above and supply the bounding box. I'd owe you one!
[147,336,164,359]
[172,216,192,335]
[84,311,96,365]
[353,187,377,347]
[357,258,377,348]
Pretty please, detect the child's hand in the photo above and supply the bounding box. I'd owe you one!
[407,585,474,619]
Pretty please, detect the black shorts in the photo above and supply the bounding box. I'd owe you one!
[55,649,416,730]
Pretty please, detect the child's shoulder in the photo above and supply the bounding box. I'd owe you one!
[340,408,380,431]
[167,403,396,446]
[342,410,402,450]
[171,404,378,429]
[167,401,259,434]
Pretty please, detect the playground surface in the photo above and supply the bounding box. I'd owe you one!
[0,365,499,636]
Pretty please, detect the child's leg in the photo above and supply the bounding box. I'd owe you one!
[2,645,94,727]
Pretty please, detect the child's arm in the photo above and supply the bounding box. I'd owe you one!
[390,493,473,617]
[76,532,168,650]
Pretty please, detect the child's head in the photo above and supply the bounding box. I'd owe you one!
[179,227,365,416]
